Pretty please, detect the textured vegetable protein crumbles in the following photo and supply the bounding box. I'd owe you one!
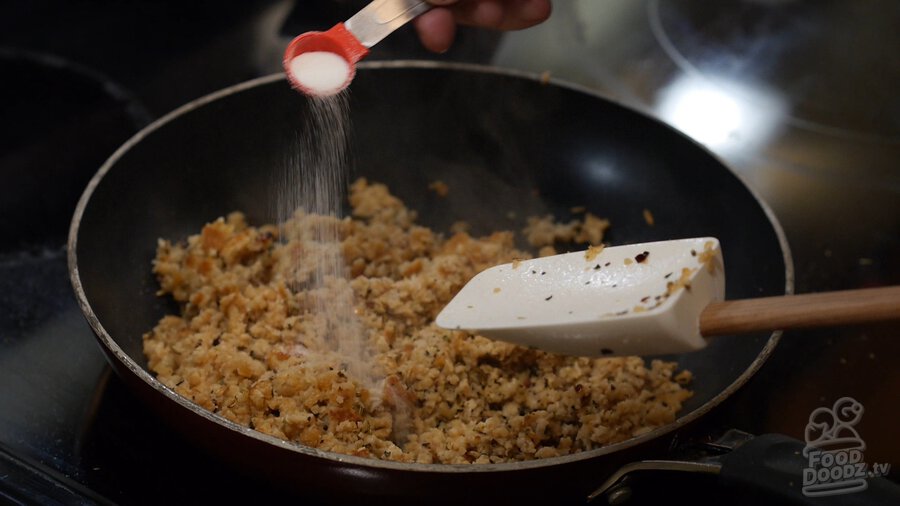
[143,179,693,464]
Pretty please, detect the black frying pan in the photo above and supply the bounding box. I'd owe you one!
[69,62,791,503]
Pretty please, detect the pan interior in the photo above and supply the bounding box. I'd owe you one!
[72,64,786,465]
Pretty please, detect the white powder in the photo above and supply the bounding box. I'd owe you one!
[274,91,378,387]
[288,51,351,96]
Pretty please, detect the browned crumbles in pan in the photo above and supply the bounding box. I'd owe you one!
[143,178,692,464]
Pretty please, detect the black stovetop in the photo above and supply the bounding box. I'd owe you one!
[1,1,897,504]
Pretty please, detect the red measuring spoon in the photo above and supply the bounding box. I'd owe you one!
[283,0,432,96]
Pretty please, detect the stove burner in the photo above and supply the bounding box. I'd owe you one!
[648,0,900,142]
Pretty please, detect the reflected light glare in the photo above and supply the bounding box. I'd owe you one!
[661,83,740,146]
[586,160,620,184]
[656,76,783,154]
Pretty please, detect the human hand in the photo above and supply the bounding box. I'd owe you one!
[414,0,552,53]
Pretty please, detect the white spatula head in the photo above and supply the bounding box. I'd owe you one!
[436,238,725,357]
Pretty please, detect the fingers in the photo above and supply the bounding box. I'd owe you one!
[417,0,552,52]
[510,0,553,29]
[449,0,552,31]
[414,8,457,54]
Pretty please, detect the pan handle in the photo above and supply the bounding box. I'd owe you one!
[589,432,899,504]
[716,433,898,505]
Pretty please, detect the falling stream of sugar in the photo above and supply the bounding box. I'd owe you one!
[276,91,379,388]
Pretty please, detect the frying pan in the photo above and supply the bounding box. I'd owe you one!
[69,62,790,503]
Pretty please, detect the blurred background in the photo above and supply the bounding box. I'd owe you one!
[1,0,897,503]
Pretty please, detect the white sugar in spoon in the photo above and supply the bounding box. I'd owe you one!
[436,238,900,357]
[283,0,431,96]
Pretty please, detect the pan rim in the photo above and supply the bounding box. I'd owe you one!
[67,60,793,474]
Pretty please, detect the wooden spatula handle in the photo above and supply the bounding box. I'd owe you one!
[699,286,900,337]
